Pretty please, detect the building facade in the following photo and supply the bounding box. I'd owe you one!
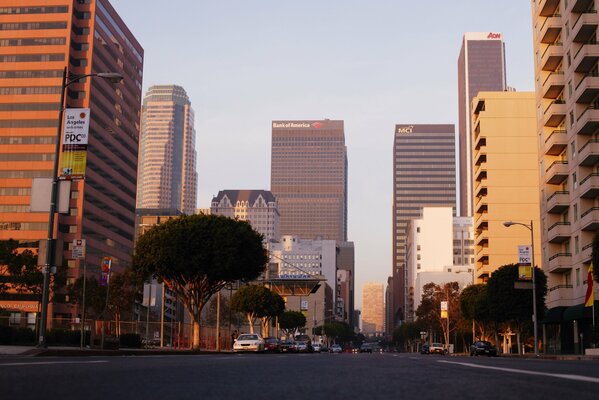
[0,0,143,321]
[362,282,384,335]
[532,0,598,354]
[271,120,347,241]
[458,32,507,216]
[137,85,196,215]
[453,216,475,267]
[392,124,456,328]
[210,190,280,242]
[471,92,541,281]
[335,241,355,327]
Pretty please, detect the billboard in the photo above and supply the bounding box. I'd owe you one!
[60,108,90,180]
[100,256,111,287]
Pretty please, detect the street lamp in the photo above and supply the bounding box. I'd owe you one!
[503,220,539,357]
[38,67,123,347]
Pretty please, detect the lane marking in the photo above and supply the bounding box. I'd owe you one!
[438,360,599,384]
[0,360,108,367]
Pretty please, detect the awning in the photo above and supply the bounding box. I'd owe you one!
[563,301,598,321]
[542,306,567,324]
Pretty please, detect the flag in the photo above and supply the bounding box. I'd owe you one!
[585,263,594,307]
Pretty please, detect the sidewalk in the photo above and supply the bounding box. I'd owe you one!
[0,345,228,357]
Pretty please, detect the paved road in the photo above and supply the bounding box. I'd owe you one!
[1,352,598,399]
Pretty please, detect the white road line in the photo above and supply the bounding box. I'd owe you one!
[438,360,599,384]
[0,360,108,367]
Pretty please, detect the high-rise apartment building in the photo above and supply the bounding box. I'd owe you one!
[271,120,347,241]
[0,0,143,320]
[362,282,384,334]
[458,32,507,216]
[392,124,456,328]
[137,85,197,215]
[471,92,541,281]
[532,0,598,354]
[210,190,280,242]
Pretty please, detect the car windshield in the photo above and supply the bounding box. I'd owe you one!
[266,338,278,343]
[238,335,258,340]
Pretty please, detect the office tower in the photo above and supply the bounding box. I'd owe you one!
[137,85,197,215]
[270,120,347,241]
[385,276,394,335]
[210,190,280,242]
[362,282,384,335]
[392,124,456,328]
[458,32,507,216]
[336,241,355,327]
[532,0,597,354]
[471,92,541,281]
[0,0,143,321]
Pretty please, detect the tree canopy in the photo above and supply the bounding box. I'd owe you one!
[278,311,306,338]
[0,239,39,294]
[230,285,284,335]
[415,281,461,345]
[132,214,267,348]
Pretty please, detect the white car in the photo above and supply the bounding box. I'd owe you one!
[330,344,343,353]
[312,343,322,353]
[233,334,265,353]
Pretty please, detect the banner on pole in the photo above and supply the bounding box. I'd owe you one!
[99,256,111,287]
[518,245,532,281]
[60,108,90,180]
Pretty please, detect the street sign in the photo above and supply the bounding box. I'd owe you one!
[440,301,448,311]
[300,300,309,311]
[72,239,86,259]
[99,256,111,287]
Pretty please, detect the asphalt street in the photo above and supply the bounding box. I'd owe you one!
[1,352,598,400]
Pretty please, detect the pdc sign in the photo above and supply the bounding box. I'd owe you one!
[60,108,90,180]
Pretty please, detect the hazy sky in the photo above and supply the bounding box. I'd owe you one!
[110,0,534,309]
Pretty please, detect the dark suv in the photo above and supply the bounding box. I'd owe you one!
[470,341,498,357]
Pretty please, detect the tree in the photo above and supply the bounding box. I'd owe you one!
[415,282,461,347]
[459,284,491,340]
[132,214,266,349]
[487,264,547,352]
[0,239,38,294]
[230,285,284,335]
[315,321,354,344]
[279,311,306,338]
[392,321,422,351]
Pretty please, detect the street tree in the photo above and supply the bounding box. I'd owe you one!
[487,263,547,351]
[230,285,284,335]
[392,320,422,351]
[459,283,491,340]
[132,214,266,349]
[315,321,354,344]
[415,281,461,347]
[278,311,306,338]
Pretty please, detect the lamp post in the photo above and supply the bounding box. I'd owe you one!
[503,220,539,357]
[38,67,123,347]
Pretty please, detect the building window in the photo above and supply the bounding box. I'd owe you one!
[574,236,579,254]
[576,268,581,287]
[571,141,576,158]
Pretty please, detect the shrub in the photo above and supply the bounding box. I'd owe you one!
[0,325,13,344]
[13,327,35,345]
[46,329,80,346]
[119,333,142,348]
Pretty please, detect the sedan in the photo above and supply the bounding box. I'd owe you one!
[264,337,280,352]
[233,334,264,353]
[470,341,498,357]
[280,340,296,353]
[312,343,322,353]
[330,344,343,353]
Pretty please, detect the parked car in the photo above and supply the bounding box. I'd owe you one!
[360,343,373,353]
[295,340,312,353]
[470,341,498,357]
[280,340,296,353]
[420,344,430,354]
[264,337,280,352]
[312,343,322,353]
[429,343,448,355]
[330,344,343,353]
[232,334,265,353]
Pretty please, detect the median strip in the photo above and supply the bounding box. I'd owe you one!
[437,360,599,384]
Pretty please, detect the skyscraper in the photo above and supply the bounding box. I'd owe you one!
[0,0,143,320]
[270,120,347,241]
[137,85,197,215]
[392,124,456,327]
[362,282,384,334]
[458,32,507,216]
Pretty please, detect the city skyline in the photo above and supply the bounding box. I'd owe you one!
[108,0,535,309]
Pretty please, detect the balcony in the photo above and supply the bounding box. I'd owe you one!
[580,206,599,230]
[572,0,595,13]
[474,151,487,166]
[474,164,487,181]
[539,0,560,16]
[547,221,571,243]
[546,190,570,213]
[574,42,599,73]
[582,242,593,263]
[474,181,488,198]
[579,173,599,198]
[548,284,573,293]
[475,230,488,246]
[574,73,599,103]
[541,42,563,71]
[476,247,489,264]
[474,135,486,150]
[545,160,569,184]
[475,215,488,231]
[542,71,565,99]
[540,14,563,44]
[547,252,572,273]
[578,139,599,166]
[475,196,488,214]
[543,99,566,127]
[575,105,599,134]
[573,11,598,42]
[544,129,567,155]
